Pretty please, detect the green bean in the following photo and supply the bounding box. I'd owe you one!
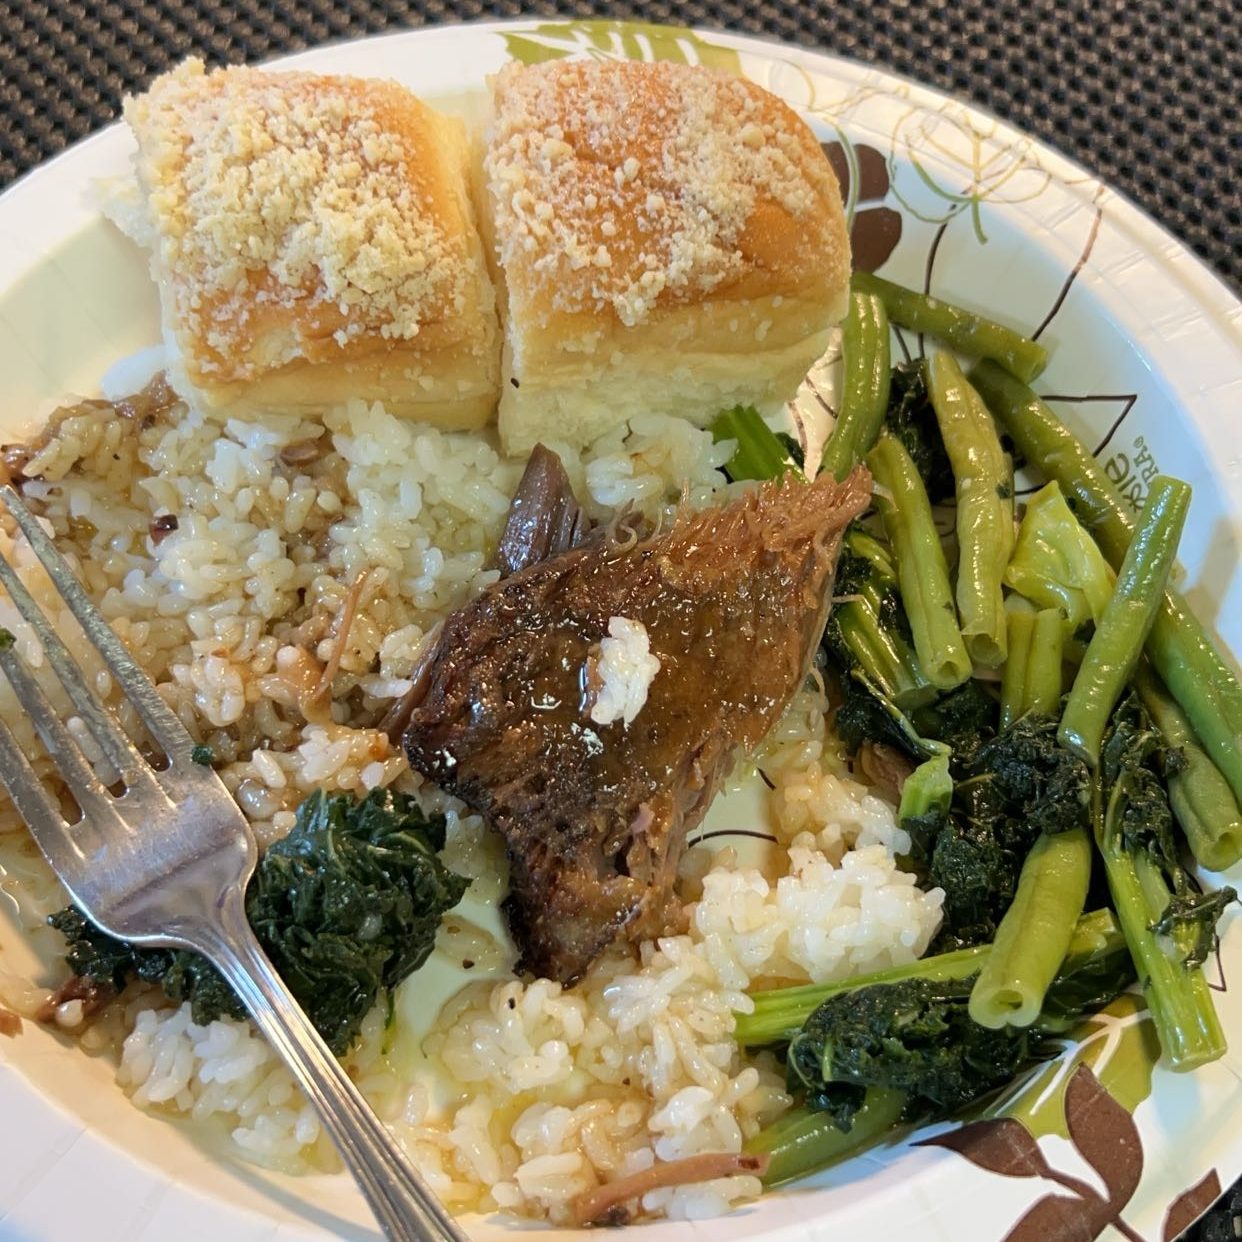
[867,432,972,690]
[1025,609,1065,715]
[1000,609,1036,730]
[822,291,891,480]
[927,351,1014,666]
[851,271,1048,382]
[1000,607,1063,729]
[745,1090,908,1187]
[969,826,1092,1029]
[1060,477,1190,765]
[972,358,1242,805]
[710,404,796,482]
[1135,663,1242,872]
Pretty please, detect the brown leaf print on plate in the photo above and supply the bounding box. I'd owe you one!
[1161,1168,1222,1241]
[1003,1193,1109,1242]
[822,141,902,272]
[1065,1062,1143,1211]
[917,1117,1054,1180]
[929,1064,1152,1242]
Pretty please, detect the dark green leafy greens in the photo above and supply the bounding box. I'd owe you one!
[50,788,468,1054]
[882,360,955,504]
[50,906,241,1021]
[902,714,1091,950]
[771,909,1134,1132]
[787,976,1030,1121]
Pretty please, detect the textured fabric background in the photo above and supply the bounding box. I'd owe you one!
[2,0,1239,288]
[0,1,1240,1236]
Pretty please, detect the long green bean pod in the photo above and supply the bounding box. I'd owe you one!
[867,432,971,690]
[1060,477,1190,765]
[745,1090,908,1187]
[822,291,891,480]
[1135,663,1242,872]
[972,358,1242,805]
[969,826,1092,1029]
[1000,607,1063,729]
[927,351,1014,666]
[851,271,1048,382]
[1098,782,1226,1071]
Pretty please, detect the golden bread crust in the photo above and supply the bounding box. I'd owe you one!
[484,59,850,332]
[122,59,498,420]
[482,59,851,453]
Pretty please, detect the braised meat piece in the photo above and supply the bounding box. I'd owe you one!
[404,467,872,984]
[493,443,590,576]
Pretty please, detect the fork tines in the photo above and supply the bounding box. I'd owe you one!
[0,486,195,855]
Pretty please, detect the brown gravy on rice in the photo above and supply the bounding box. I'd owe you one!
[0,378,942,1222]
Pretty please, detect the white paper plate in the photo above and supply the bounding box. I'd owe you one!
[1,19,1241,1242]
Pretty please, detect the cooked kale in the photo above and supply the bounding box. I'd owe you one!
[823,528,930,707]
[777,910,1134,1128]
[883,360,955,505]
[49,788,468,1054]
[834,671,946,763]
[48,906,242,1023]
[913,680,999,765]
[787,976,1030,1121]
[902,714,1091,949]
[960,712,1091,835]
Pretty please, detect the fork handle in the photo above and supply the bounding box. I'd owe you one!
[197,906,469,1242]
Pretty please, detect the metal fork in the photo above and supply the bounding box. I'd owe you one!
[0,485,467,1242]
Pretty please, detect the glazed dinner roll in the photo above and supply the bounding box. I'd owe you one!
[482,59,851,456]
[114,59,500,427]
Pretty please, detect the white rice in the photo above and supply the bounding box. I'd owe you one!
[0,386,943,1222]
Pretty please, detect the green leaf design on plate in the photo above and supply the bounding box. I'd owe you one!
[985,993,1160,1140]
[501,21,741,73]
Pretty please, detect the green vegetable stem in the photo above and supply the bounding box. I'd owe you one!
[739,910,1132,1184]
[711,404,799,482]
[825,527,936,710]
[1000,607,1064,729]
[927,351,1014,667]
[867,432,971,690]
[969,826,1092,1029]
[972,359,1242,808]
[851,272,1049,383]
[745,1090,907,1187]
[1134,662,1242,872]
[898,753,953,824]
[734,942,990,1049]
[1095,704,1230,1071]
[1059,477,1190,766]
[822,291,892,480]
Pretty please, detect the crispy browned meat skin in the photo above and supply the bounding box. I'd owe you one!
[404,466,871,984]
[492,443,590,576]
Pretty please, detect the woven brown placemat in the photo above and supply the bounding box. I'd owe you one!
[2,0,1240,288]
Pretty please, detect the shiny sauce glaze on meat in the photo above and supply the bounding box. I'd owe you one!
[403,464,872,984]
